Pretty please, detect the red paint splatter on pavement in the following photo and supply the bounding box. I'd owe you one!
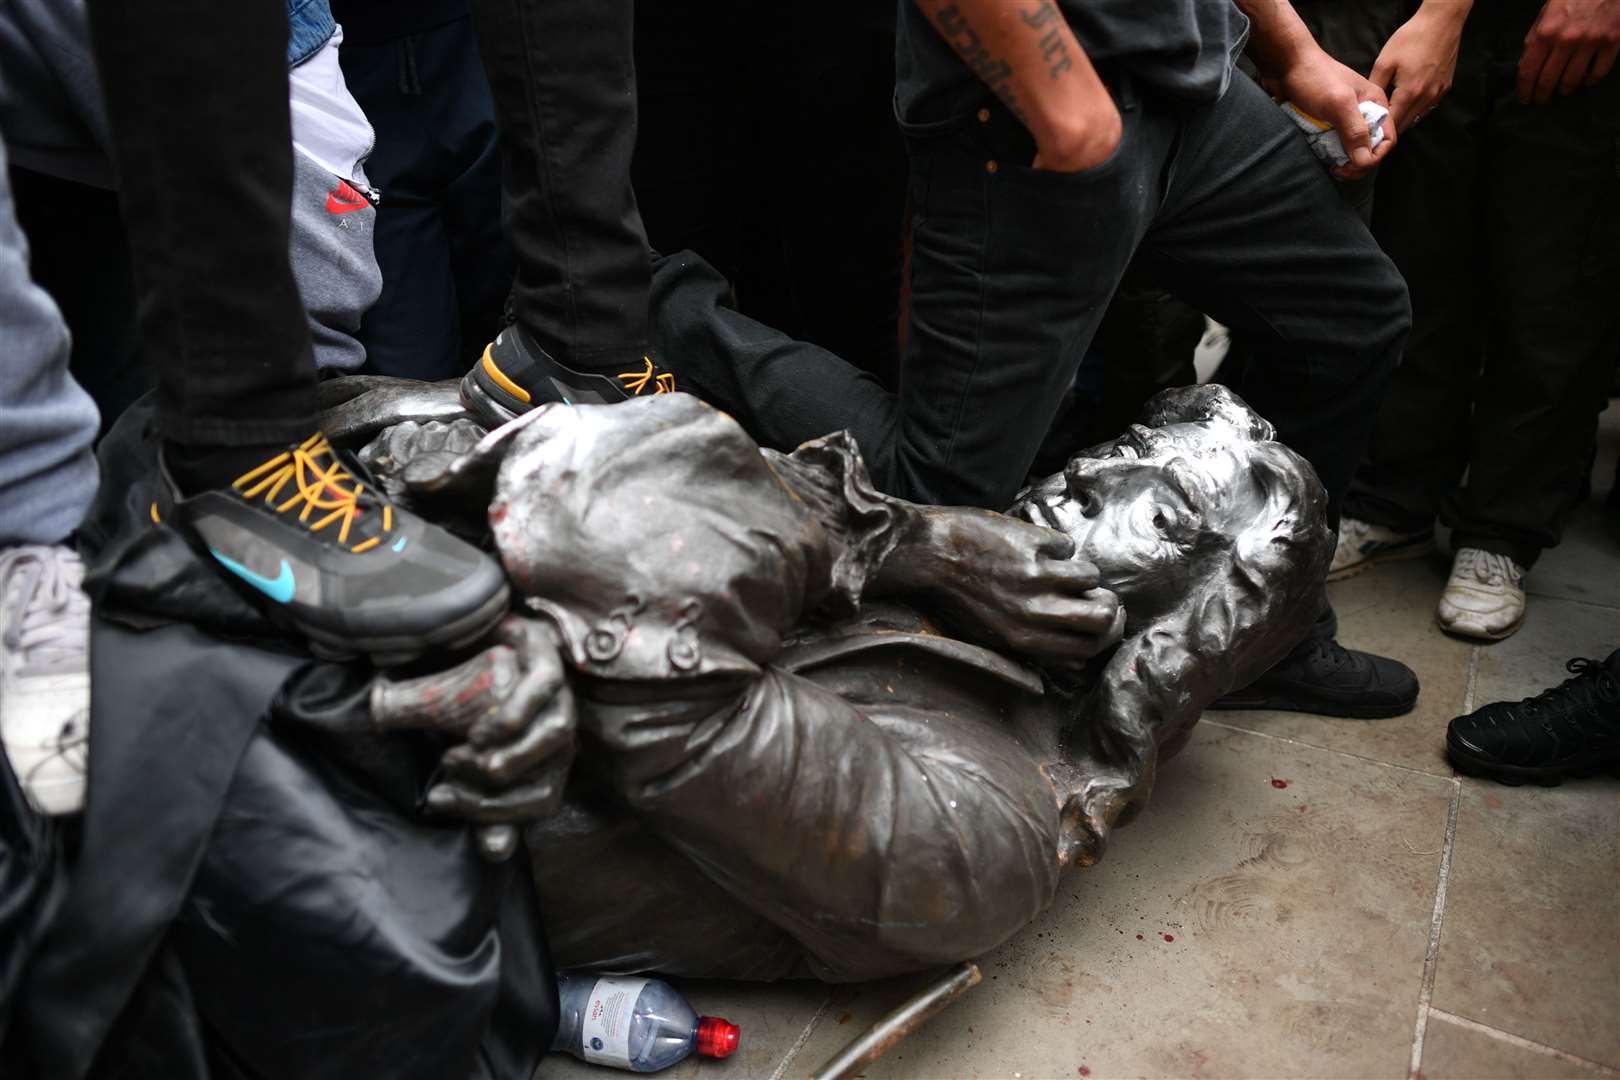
[1162,934,1175,942]
[1270,777,1289,789]
[1079,1067,1091,1077]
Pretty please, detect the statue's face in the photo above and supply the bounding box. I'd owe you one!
[1009,421,1247,608]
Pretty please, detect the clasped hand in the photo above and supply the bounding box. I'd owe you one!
[371,615,576,862]
[898,509,1125,677]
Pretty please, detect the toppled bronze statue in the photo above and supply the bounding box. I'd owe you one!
[5,380,1329,1078]
[356,380,1331,982]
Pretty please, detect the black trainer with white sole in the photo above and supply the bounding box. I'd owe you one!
[164,433,509,665]
[460,323,676,426]
[1446,650,1620,786]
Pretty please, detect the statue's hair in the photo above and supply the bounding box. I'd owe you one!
[1062,387,1333,867]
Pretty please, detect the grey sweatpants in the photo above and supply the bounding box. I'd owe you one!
[0,135,99,545]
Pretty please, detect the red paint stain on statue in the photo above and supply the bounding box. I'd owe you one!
[1270,777,1289,789]
[1079,1067,1091,1076]
[1135,933,1144,940]
[1162,933,1175,942]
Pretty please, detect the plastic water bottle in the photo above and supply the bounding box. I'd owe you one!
[551,971,740,1072]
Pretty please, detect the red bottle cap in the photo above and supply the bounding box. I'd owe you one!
[696,1016,740,1059]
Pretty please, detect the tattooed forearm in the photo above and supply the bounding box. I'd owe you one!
[935,3,1029,123]
[1018,1,1074,78]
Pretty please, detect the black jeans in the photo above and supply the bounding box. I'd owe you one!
[1344,0,1620,567]
[667,70,1411,520]
[632,1,906,388]
[469,0,649,371]
[85,0,317,447]
[338,16,514,381]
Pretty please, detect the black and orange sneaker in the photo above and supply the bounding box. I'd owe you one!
[460,324,676,426]
[163,432,509,664]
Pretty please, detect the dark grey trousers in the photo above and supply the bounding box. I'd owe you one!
[1344,1,1620,566]
[664,69,1411,521]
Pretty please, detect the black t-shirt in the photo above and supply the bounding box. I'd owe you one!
[895,0,1251,124]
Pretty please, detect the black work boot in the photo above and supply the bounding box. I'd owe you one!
[461,323,677,426]
[1446,650,1620,786]
[1208,606,1420,719]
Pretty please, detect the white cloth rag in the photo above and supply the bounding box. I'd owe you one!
[1279,99,1389,167]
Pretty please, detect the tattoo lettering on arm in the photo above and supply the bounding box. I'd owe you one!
[935,3,1029,122]
[1019,1,1074,78]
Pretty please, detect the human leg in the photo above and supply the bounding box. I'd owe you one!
[885,96,1167,508]
[86,0,317,451]
[0,143,97,548]
[467,0,647,372]
[1135,73,1412,528]
[0,135,94,816]
[1133,73,1418,718]
[80,0,508,662]
[339,18,512,380]
[1344,25,1490,538]
[1445,19,1620,569]
[648,250,901,457]
[1422,8,1619,641]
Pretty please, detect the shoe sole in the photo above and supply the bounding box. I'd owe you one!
[461,358,529,430]
[1326,537,1436,582]
[295,581,512,667]
[1205,692,1416,720]
[1436,609,1526,643]
[1446,743,1620,787]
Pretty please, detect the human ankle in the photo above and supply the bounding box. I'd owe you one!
[164,439,299,497]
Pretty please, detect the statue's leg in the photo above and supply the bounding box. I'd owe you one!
[527,796,815,980]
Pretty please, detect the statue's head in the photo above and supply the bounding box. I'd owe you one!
[1007,387,1334,864]
[1008,385,1330,632]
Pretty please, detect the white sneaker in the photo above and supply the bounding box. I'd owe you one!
[1329,516,1435,581]
[1,544,91,815]
[1438,547,1528,642]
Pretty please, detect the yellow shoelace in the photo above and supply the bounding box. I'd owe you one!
[232,433,392,553]
[617,357,676,395]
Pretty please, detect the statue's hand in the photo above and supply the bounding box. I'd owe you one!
[370,615,576,861]
[358,417,488,503]
[907,509,1125,674]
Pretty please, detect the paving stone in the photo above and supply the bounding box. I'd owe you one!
[1430,772,1620,1068]
[1210,556,1470,777]
[1470,595,1619,711]
[791,724,1452,1079]
[1420,1014,1616,1080]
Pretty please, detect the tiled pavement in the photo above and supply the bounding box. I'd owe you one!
[545,404,1619,1080]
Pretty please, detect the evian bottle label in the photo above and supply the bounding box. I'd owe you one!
[581,976,649,1067]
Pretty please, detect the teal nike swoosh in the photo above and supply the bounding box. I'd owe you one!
[210,549,296,603]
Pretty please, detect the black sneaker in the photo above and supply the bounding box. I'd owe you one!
[164,432,509,665]
[1446,650,1620,786]
[1209,611,1420,719]
[460,324,676,426]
